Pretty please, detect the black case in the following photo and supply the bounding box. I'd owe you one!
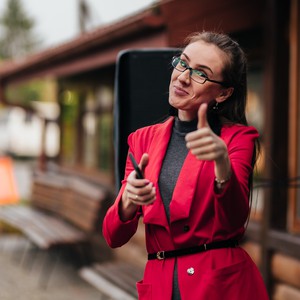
[114,48,180,191]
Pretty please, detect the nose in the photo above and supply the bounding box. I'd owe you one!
[178,69,191,84]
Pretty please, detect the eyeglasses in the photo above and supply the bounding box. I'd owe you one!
[171,56,228,87]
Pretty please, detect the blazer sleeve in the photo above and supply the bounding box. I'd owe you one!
[213,125,259,231]
[102,131,143,248]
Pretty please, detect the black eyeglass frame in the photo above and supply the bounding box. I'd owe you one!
[171,56,229,87]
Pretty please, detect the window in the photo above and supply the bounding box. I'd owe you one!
[61,90,79,165]
[82,86,114,175]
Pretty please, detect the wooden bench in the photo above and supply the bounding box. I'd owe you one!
[0,169,112,284]
[79,219,146,299]
[79,261,144,300]
[0,171,108,249]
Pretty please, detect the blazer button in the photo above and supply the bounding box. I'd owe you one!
[183,225,190,232]
[187,267,194,275]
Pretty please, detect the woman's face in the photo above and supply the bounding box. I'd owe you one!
[169,40,229,121]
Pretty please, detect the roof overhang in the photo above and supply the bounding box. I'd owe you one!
[0,8,166,85]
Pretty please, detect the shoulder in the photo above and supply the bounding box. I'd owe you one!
[128,117,174,146]
[221,124,259,144]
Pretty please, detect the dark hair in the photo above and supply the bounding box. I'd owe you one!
[185,31,248,126]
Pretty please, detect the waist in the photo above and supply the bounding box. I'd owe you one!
[148,239,239,260]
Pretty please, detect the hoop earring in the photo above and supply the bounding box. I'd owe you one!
[213,102,219,111]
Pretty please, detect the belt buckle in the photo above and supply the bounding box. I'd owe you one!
[156,251,165,260]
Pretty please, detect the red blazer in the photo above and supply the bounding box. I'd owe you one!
[103,117,269,300]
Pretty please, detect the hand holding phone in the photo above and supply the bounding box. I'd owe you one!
[129,153,144,179]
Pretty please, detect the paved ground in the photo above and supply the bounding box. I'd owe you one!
[0,234,111,300]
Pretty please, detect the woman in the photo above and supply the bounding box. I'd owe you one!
[103,31,269,300]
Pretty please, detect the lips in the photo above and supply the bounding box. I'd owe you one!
[173,85,189,96]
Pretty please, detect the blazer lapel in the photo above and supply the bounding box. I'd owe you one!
[142,117,204,226]
[143,118,173,228]
[169,151,204,223]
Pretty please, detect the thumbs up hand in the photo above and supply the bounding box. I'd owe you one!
[185,103,228,162]
[197,102,210,129]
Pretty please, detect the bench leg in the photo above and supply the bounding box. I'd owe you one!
[39,247,62,289]
[74,243,92,267]
[60,243,92,268]
[11,238,30,265]
[22,243,40,272]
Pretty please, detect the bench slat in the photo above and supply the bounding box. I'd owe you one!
[79,262,142,300]
[93,263,143,295]
[0,205,87,249]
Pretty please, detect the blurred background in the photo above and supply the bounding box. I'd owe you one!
[0,0,299,299]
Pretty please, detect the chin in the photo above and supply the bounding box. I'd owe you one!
[169,97,180,108]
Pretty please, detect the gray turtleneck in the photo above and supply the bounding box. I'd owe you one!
[158,117,197,300]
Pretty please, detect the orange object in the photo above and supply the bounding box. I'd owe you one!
[0,157,19,205]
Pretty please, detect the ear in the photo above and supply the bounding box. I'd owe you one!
[216,87,234,103]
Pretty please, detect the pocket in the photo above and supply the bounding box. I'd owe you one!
[200,259,258,300]
[136,280,152,300]
[203,258,251,279]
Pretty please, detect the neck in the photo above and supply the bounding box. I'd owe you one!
[178,110,197,121]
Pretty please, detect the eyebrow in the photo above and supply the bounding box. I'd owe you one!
[181,52,214,75]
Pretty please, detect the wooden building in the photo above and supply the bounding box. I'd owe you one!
[0,0,299,298]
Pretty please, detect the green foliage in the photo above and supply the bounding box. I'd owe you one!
[5,79,50,106]
[0,0,41,59]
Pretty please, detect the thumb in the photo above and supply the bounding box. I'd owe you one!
[139,153,149,172]
[197,103,208,129]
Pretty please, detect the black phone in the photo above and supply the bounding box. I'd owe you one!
[129,153,144,179]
